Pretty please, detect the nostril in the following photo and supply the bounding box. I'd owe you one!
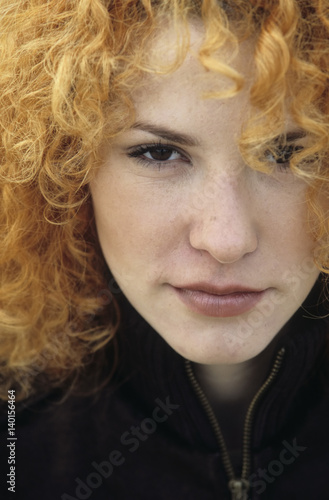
[189,216,258,265]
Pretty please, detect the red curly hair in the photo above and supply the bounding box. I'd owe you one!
[0,0,328,400]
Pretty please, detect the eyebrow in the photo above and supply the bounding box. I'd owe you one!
[277,130,307,142]
[131,121,200,147]
[130,122,306,147]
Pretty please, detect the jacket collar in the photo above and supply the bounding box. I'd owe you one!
[115,275,329,450]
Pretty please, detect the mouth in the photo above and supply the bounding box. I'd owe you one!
[171,282,267,318]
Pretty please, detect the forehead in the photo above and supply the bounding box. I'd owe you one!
[137,22,255,94]
[130,25,256,142]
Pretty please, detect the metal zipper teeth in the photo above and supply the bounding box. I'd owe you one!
[185,359,235,480]
[184,346,286,483]
[241,346,286,480]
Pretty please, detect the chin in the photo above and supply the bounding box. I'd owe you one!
[171,336,270,365]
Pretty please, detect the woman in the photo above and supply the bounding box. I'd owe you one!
[0,0,328,498]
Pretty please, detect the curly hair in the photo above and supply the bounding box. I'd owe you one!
[0,0,328,400]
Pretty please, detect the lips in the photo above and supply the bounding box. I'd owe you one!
[171,282,267,317]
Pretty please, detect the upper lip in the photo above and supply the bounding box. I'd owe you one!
[172,282,265,295]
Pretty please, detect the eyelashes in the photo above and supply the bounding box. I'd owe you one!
[127,143,190,169]
[127,141,305,172]
[264,144,304,170]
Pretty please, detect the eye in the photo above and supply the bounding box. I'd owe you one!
[127,143,190,168]
[265,144,304,170]
[142,147,181,162]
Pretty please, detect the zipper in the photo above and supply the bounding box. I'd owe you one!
[185,347,285,500]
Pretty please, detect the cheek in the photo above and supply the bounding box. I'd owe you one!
[262,181,314,247]
[264,194,319,288]
[90,173,185,272]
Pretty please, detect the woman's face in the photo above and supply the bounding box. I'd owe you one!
[90,28,320,365]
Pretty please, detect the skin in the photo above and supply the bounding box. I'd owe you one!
[90,27,320,410]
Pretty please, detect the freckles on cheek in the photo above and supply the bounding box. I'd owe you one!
[93,175,182,267]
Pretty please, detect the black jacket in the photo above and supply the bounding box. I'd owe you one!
[1,283,329,500]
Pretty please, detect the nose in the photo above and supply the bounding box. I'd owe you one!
[188,175,258,264]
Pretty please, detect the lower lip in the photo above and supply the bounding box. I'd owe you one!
[173,287,266,318]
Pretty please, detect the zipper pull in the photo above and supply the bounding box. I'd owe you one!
[228,479,250,500]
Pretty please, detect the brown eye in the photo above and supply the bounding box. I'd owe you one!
[128,143,188,168]
[274,145,304,164]
[146,148,178,161]
[265,145,304,167]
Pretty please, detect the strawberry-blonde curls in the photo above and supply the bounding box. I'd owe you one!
[0,0,329,400]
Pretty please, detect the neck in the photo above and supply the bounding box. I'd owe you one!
[192,339,282,454]
[194,342,278,405]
